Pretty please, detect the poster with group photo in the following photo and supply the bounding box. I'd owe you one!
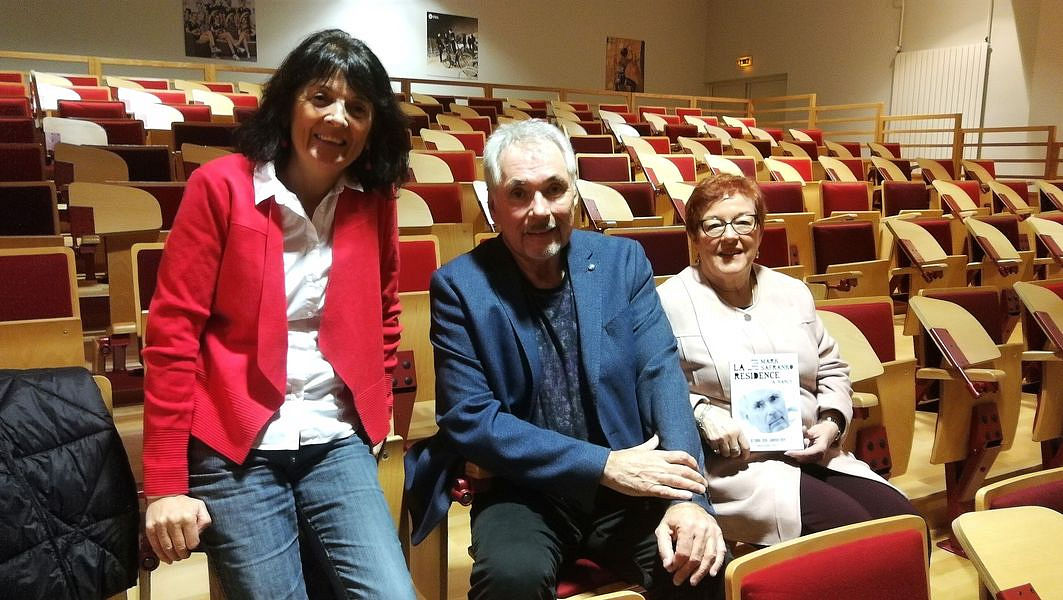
[184,0,257,62]
[605,37,644,92]
[426,12,479,79]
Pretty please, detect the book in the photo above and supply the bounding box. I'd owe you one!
[730,353,803,452]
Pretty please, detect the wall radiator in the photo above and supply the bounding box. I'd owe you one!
[889,43,988,159]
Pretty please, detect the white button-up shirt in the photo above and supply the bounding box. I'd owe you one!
[252,161,362,450]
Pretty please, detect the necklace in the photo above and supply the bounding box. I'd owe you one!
[720,272,758,321]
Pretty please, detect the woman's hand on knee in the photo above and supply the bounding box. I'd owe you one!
[145,494,212,564]
[695,404,750,460]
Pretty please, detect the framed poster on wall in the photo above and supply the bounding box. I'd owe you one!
[426,12,479,79]
[183,0,257,61]
[605,37,644,92]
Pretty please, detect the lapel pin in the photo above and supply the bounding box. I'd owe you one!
[587,263,596,271]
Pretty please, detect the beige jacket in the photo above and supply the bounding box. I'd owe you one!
[657,265,897,544]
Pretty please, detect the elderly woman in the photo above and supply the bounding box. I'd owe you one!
[657,174,917,545]
[141,30,415,598]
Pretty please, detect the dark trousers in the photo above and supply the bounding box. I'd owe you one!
[469,482,726,600]
[798,463,921,536]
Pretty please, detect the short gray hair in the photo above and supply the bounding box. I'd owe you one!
[483,119,578,190]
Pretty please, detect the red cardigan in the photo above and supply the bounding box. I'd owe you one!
[142,154,401,496]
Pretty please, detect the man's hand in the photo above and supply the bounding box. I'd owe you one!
[601,435,706,500]
[696,404,750,460]
[144,494,212,564]
[656,502,726,586]
[784,420,840,463]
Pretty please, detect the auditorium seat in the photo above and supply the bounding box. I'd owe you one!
[0,181,59,236]
[987,180,1034,217]
[43,117,108,148]
[576,153,631,182]
[816,297,917,477]
[568,135,615,154]
[870,156,910,182]
[179,143,231,179]
[172,121,237,148]
[1011,282,1063,469]
[826,140,862,158]
[413,150,476,182]
[576,179,662,231]
[101,145,172,181]
[881,181,931,216]
[604,226,690,282]
[0,143,46,181]
[232,106,257,123]
[818,156,859,182]
[883,216,968,298]
[707,155,755,178]
[0,246,85,369]
[1033,180,1063,211]
[53,143,128,183]
[725,515,929,600]
[932,180,986,217]
[758,182,805,214]
[807,215,889,298]
[121,182,186,230]
[88,119,147,145]
[0,97,32,117]
[868,142,902,159]
[57,100,128,119]
[820,182,873,216]
[130,241,164,340]
[0,117,37,143]
[764,157,812,183]
[0,82,29,98]
[913,158,954,184]
[167,103,213,122]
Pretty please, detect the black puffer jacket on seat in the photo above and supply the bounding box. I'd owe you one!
[0,367,138,599]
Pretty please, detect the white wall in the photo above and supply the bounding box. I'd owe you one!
[702,0,903,106]
[0,0,709,94]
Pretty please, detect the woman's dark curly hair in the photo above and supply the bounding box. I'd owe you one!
[235,29,409,194]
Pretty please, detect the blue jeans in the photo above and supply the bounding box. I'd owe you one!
[188,434,414,600]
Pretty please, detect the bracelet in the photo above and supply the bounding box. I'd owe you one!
[820,414,843,444]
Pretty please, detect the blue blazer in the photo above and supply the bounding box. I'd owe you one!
[404,230,711,544]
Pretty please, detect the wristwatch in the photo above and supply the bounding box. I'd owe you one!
[820,413,843,445]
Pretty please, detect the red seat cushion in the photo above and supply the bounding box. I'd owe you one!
[836,141,862,158]
[571,110,594,121]
[675,107,703,118]
[979,214,1023,250]
[460,116,492,137]
[924,287,1004,344]
[811,221,877,273]
[969,159,996,179]
[0,97,32,117]
[817,302,896,362]
[403,183,463,223]
[618,112,640,124]
[569,136,614,154]
[523,100,547,110]
[405,114,430,137]
[575,121,604,135]
[797,129,824,145]
[664,123,699,145]
[71,86,112,101]
[821,182,870,214]
[662,156,697,182]
[222,93,259,109]
[577,155,630,182]
[468,105,498,123]
[173,122,237,148]
[608,229,689,276]
[154,90,190,104]
[762,127,785,142]
[908,218,954,259]
[739,529,928,600]
[598,103,628,113]
[89,119,146,145]
[414,103,444,124]
[136,247,164,311]
[988,480,1063,513]
[168,103,213,122]
[203,82,235,93]
[125,183,185,229]
[877,142,903,158]
[0,72,23,84]
[0,252,72,321]
[58,100,127,118]
[0,182,56,235]
[757,226,790,268]
[233,106,258,124]
[129,78,170,90]
[0,143,45,181]
[449,131,485,157]
[397,239,439,293]
[835,158,867,181]
[788,139,819,160]
[728,156,757,179]
[643,137,670,154]
[689,137,723,155]
[603,182,655,217]
[64,75,100,86]
[105,145,171,181]
[758,182,805,214]
[0,117,36,143]
[881,182,929,216]
[420,150,476,182]
[0,82,28,98]
[998,180,1029,207]
[565,102,590,111]
[467,97,505,113]
[749,139,773,158]
[637,106,668,120]
[777,157,813,181]
[556,558,620,598]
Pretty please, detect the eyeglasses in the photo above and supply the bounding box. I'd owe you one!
[699,214,758,238]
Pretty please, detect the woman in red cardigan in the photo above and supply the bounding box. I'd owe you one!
[142,29,414,599]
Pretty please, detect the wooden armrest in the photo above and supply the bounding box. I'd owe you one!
[916,367,1006,382]
[851,392,879,408]
[1022,350,1062,362]
[108,322,138,336]
[806,271,862,283]
[633,216,665,227]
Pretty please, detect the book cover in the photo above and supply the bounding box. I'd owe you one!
[730,353,803,452]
